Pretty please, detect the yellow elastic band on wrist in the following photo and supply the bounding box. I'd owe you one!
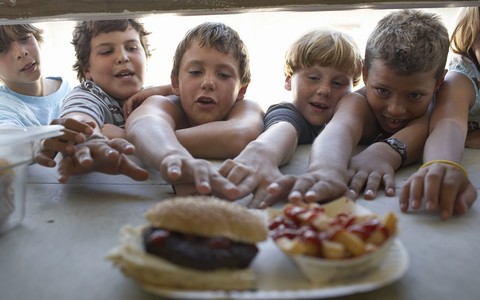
[420,160,468,177]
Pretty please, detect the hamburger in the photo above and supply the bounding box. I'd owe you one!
[107,196,268,291]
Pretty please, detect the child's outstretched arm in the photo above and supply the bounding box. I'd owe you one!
[348,113,429,200]
[126,95,240,200]
[35,118,95,167]
[50,112,148,182]
[175,99,264,159]
[400,71,477,219]
[264,93,368,206]
[57,137,149,183]
[218,121,298,207]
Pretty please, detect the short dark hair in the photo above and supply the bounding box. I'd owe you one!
[171,22,250,87]
[365,9,449,79]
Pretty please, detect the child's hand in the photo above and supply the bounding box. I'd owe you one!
[218,159,283,208]
[35,118,95,167]
[160,154,240,200]
[348,149,396,200]
[123,85,173,118]
[399,162,477,220]
[263,169,349,207]
[57,137,149,183]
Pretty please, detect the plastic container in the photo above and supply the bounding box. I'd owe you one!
[0,125,63,234]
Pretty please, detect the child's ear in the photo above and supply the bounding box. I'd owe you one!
[236,85,248,101]
[171,75,181,96]
[284,75,292,91]
[434,69,448,92]
[362,64,369,84]
[84,70,92,80]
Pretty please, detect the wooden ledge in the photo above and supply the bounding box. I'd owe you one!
[0,0,478,24]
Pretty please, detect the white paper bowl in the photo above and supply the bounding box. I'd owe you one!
[290,235,396,285]
[269,198,398,285]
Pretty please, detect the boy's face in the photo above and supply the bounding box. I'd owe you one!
[286,65,354,126]
[172,40,247,125]
[363,59,443,134]
[0,33,42,88]
[84,26,146,102]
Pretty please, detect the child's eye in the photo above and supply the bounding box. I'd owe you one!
[188,70,202,76]
[408,93,424,102]
[217,72,231,79]
[376,88,390,96]
[308,75,320,81]
[333,80,349,87]
[19,35,31,42]
[126,45,139,52]
[99,50,113,55]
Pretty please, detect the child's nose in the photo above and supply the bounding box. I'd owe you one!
[316,83,331,97]
[201,74,215,90]
[116,49,129,64]
[12,42,28,59]
[386,98,406,116]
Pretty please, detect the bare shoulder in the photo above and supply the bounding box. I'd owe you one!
[229,99,265,119]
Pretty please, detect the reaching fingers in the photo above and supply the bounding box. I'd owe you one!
[382,173,396,197]
[454,184,477,215]
[107,138,136,155]
[362,172,382,200]
[348,170,368,199]
[35,152,57,168]
[117,154,149,181]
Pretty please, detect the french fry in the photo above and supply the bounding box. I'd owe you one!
[276,237,308,255]
[322,240,347,259]
[383,211,398,235]
[366,228,387,245]
[332,230,366,257]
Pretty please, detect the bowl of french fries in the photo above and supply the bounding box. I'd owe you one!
[268,197,398,284]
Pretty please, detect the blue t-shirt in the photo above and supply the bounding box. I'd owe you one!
[0,77,71,127]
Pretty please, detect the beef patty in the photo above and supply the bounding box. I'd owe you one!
[143,227,259,271]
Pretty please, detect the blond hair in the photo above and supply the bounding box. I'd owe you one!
[450,7,480,64]
[283,28,363,87]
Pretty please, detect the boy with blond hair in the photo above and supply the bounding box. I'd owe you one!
[218,28,363,207]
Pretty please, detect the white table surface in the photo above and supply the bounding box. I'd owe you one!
[0,145,479,300]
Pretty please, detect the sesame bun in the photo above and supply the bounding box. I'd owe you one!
[145,196,267,244]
